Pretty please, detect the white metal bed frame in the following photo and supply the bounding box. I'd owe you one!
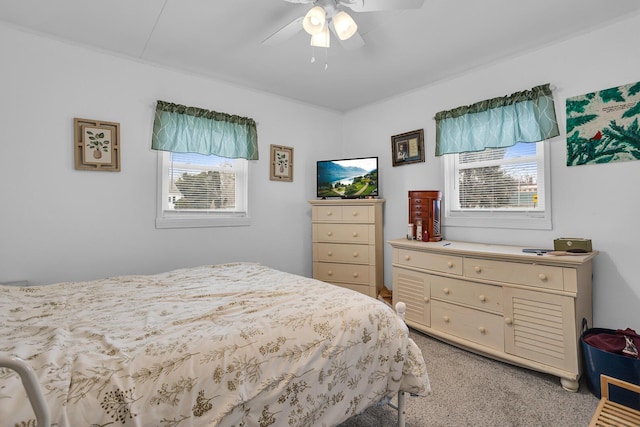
[0,302,413,427]
[0,355,50,427]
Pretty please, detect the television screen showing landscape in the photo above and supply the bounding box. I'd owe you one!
[317,157,378,198]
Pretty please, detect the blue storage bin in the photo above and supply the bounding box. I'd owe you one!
[581,326,640,410]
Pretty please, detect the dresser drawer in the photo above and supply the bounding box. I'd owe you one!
[312,205,373,223]
[464,258,564,291]
[395,248,462,275]
[313,243,371,264]
[313,223,373,244]
[430,275,502,313]
[431,300,504,351]
[313,262,371,285]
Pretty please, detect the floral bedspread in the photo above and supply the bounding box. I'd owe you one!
[0,263,429,426]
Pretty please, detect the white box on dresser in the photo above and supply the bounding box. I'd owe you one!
[388,238,597,392]
[309,199,384,298]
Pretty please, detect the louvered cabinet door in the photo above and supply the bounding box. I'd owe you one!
[393,267,430,327]
[503,287,578,374]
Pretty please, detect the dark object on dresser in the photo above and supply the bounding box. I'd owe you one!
[408,190,442,241]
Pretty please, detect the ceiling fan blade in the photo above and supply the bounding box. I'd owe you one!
[340,31,365,50]
[341,0,425,12]
[329,24,365,50]
[262,16,304,45]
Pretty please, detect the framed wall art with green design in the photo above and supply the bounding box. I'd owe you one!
[74,118,121,171]
[566,81,640,166]
[270,144,293,182]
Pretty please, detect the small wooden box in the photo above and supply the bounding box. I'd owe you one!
[554,238,592,252]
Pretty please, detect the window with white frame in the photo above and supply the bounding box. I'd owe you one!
[443,141,551,230]
[156,151,249,229]
[151,100,257,229]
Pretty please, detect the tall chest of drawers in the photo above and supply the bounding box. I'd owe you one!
[389,238,596,392]
[309,199,384,298]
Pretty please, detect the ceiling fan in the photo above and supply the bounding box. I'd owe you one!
[263,0,425,50]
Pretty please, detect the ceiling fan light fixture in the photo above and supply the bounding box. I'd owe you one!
[332,10,358,40]
[303,6,326,35]
[310,25,330,48]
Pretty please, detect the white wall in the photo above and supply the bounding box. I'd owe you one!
[2,15,639,331]
[344,14,640,330]
[0,23,341,284]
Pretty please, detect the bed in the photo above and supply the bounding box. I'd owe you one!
[0,262,429,426]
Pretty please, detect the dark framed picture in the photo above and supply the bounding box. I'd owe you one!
[391,129,425,166]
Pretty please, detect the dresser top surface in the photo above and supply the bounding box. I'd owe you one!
[388,238,597,266]
[309,198,385,206]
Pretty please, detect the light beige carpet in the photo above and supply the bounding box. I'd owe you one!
[339,329,599,426]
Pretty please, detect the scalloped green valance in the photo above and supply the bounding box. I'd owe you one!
[152,100,258,160]
[435,84,559,156]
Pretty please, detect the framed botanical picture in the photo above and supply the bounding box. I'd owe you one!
[270,144,294,182]
[391,129,425,166]
[74,118,121,171]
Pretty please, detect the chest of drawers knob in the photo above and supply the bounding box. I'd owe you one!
[327,251,333,256]
[405,255,411,261]
[351,211,358,217]
[447,261,454,268]
[352,232,359,237]
[443,288,450,295]
[479,326,487,334]
[479,295,486,302]
[327,231,333,236]
[443,316,450,323]
[474,266,482,273]
[352,272,359,278]
[505,317,513,325]
[538,273,547,281]
[352,252,359,258]
[424,297,430,303]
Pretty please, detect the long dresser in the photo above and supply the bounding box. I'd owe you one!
[388,238,596,391]
[309,199,384,298]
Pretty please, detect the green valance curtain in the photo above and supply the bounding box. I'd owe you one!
[152,100,259,160]
[434,83,559,156]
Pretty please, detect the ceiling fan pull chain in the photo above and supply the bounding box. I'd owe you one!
[310,46,328,69]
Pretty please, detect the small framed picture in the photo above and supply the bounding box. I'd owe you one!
[270,144,294,182]
[74,118,121,171]
[391,129,425,167]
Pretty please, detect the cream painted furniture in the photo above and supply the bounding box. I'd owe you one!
[310,199,384,298]
[389,239,596,391]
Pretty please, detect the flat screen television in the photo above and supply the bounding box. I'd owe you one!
[317,156,378,198]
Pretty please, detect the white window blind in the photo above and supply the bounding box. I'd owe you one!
[444,141,551,230]
[156,152,249,228]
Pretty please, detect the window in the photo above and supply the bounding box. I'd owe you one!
[443,141,551,230]
[156,152,249,229]
[151,100,257,229]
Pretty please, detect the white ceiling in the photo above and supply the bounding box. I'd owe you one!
[2,0,640,111]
